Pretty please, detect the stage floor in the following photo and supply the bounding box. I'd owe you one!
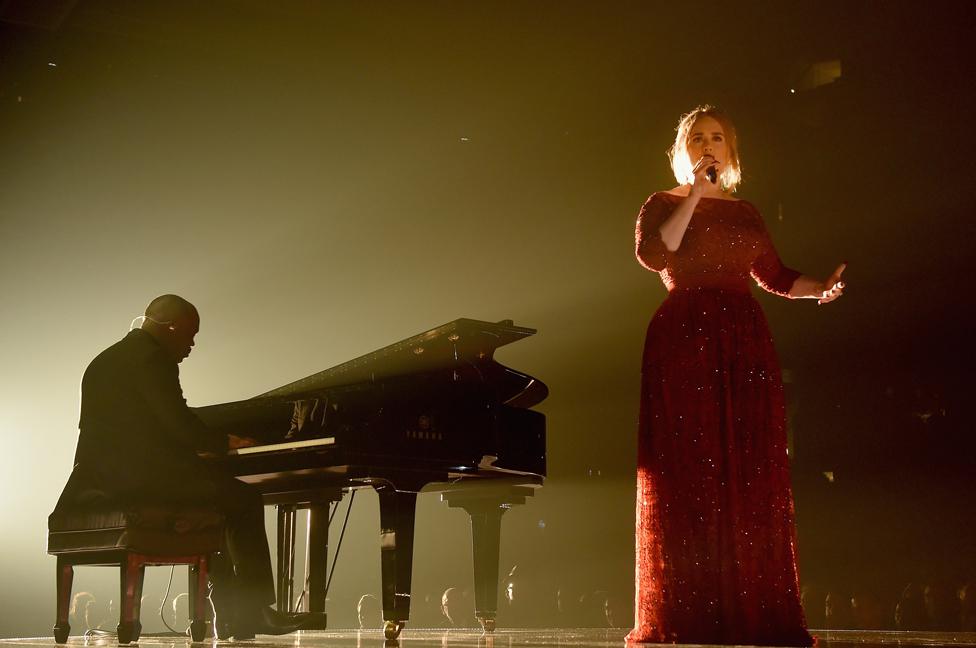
[2,629,975,648]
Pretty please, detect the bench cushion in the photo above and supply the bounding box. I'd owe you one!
[48,505,224,556]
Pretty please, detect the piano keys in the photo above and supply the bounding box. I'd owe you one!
[194,318,547,638]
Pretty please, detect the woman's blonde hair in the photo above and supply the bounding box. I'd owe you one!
[668,105,742,192]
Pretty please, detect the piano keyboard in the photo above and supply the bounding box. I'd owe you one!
[229,437,336,456]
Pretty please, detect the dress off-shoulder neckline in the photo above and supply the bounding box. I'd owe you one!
[660,190,741,202]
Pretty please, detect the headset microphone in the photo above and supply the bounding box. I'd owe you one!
[130,315,176,331]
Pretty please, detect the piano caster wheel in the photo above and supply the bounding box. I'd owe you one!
[479,617,496,633]
[384,620,405,640]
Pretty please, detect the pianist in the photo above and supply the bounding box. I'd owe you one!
[51,294,307,639]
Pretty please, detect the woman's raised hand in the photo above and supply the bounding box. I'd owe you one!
[817,263,847,305]
[690,155,719,196]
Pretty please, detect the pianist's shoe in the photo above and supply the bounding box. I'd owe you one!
[231,606,312,640]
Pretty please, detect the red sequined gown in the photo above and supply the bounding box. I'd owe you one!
[628,192,813,646]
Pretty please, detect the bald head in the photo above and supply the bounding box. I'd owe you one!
[145,294,198,324]
[141,294,200,363]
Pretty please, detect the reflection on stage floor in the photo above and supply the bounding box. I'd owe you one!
[2,629,976,648]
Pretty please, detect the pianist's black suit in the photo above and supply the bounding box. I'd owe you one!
[53,328,275,615]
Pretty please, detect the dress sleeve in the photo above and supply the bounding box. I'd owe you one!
[748,204,802,298]
[635,193,672,272]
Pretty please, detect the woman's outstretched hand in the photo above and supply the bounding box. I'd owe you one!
[816,263,846,305]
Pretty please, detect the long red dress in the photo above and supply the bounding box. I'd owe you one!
[628,192,813,646]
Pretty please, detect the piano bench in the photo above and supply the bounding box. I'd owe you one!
[47,506,225,644]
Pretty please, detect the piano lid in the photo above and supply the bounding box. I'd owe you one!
[257,318,539,399]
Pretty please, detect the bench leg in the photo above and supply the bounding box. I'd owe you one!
[54,556,73,643]
[188,555,209,641]
[117,553,145,644]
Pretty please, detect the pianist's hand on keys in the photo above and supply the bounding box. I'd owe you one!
[228,434,259,450]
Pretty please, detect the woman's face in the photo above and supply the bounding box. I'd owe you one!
[686,115,727,173]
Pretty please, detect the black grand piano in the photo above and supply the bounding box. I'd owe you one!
[194,318,547,638]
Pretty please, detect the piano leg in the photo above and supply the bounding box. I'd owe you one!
[305,502,330,615]
[275,504,297,612]
[375,485,417,640]
[440,482,538,633]
[469,505,504,633]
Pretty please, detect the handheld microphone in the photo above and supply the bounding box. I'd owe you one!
[705,166,717,184]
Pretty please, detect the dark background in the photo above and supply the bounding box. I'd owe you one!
[1,0,974,637]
